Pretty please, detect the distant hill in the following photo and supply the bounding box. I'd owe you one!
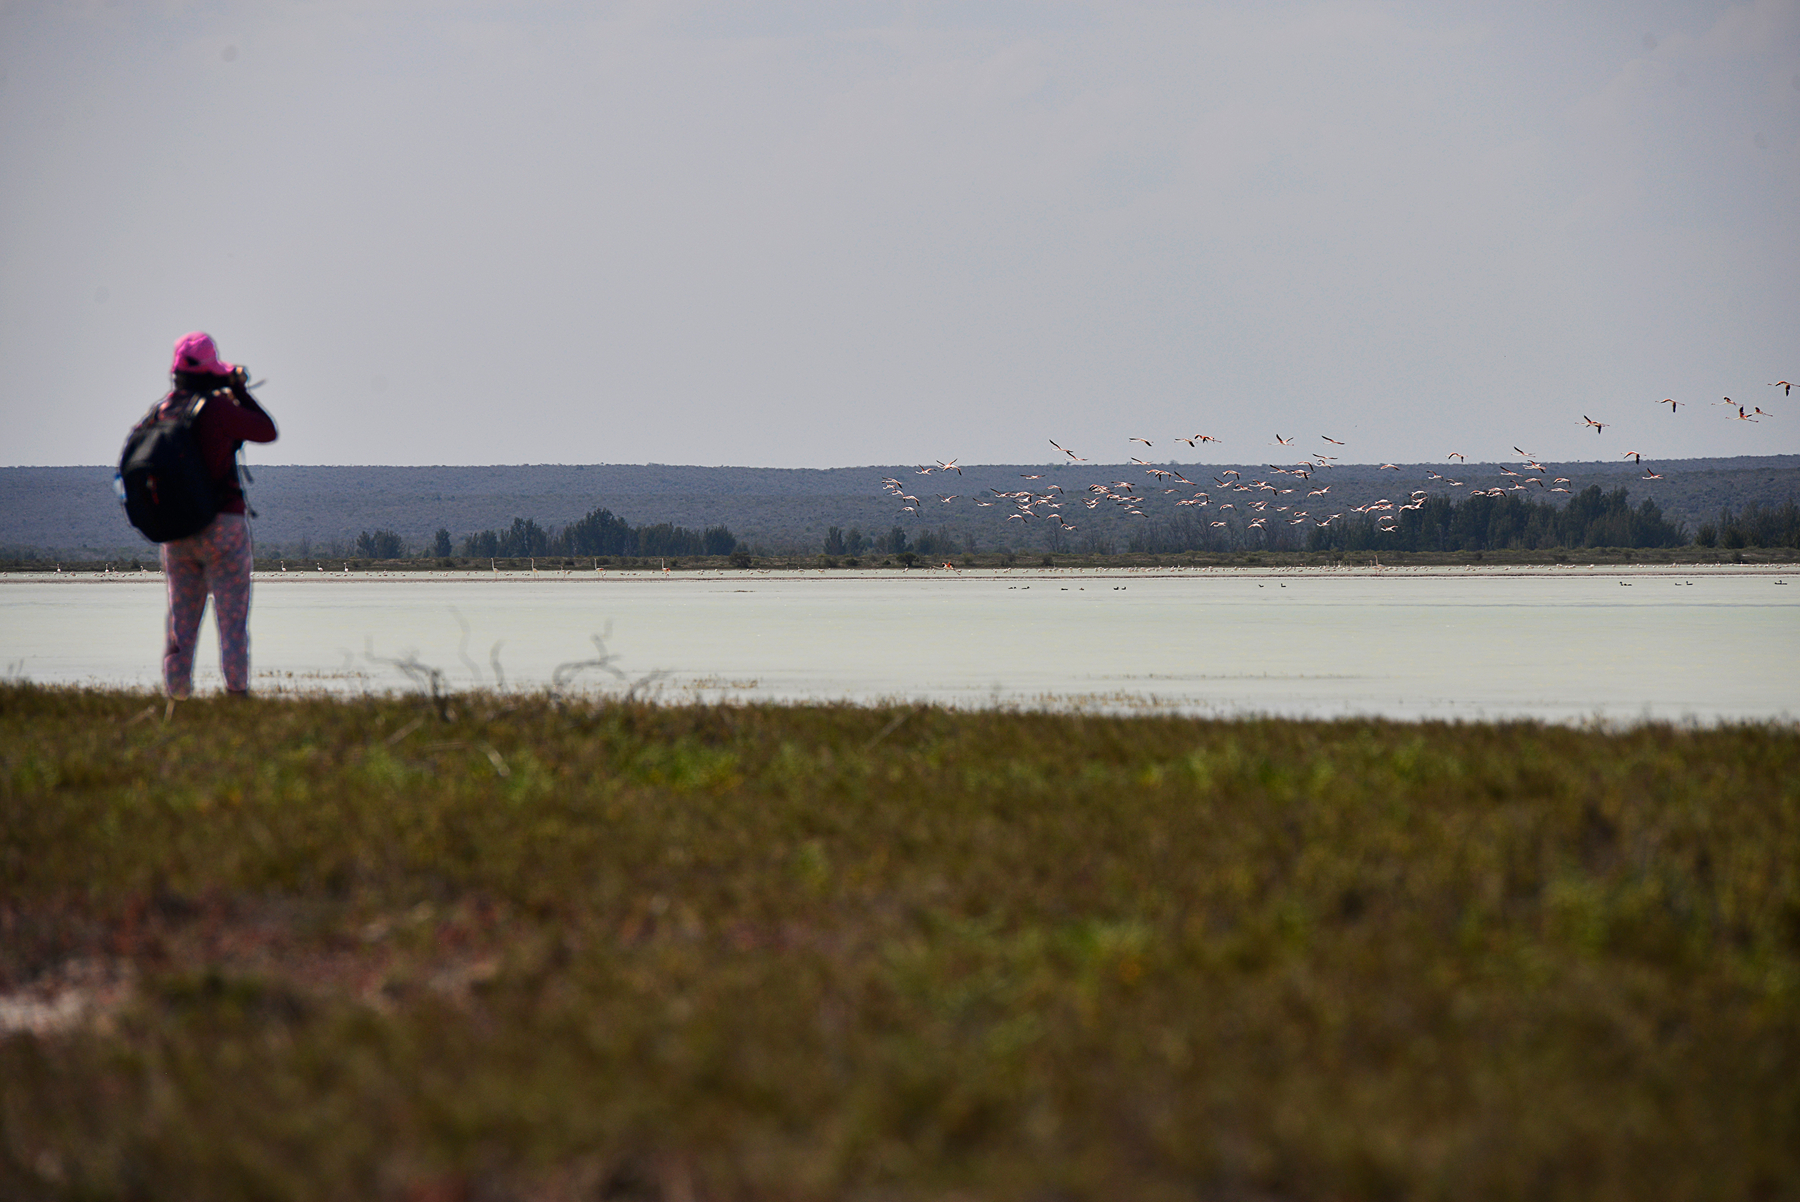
[4,456,1797,558]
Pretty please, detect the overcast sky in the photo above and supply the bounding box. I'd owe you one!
[2,0,1795,469]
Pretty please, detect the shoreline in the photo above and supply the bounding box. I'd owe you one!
[4,561,1796,583]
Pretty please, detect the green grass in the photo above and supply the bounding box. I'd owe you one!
[2,684,1797,1200]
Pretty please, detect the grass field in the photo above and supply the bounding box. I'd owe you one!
[3,684,1797,1200]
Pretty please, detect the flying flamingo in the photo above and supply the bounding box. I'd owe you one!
[1660,398,1681,412]
[1582,415,1608,434]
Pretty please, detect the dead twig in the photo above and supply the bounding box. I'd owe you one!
[551,626,630,695]
[449,607,484,685]
[413,739,507,777]
[623,669,670,701]
[364,638,451,720]
[481,744,511,778]
[862,707,919,752]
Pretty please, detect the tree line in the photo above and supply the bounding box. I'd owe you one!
[1694,502,1800,549]
[828,524,967,558]
[1306,486,1686,553]
[1121,486,1690,556]
[349,506,736,561]
[346,491,1796,562]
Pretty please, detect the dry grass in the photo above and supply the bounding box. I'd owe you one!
[2,683,1797,1200]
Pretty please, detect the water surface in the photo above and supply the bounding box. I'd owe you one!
[3,567,1793,723]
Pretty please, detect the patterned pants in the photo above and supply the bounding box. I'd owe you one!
[161,513,254,697]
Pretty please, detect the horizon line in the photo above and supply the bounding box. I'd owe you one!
[6,452,1799,473]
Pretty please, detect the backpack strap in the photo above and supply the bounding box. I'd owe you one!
[140,389,208,429]
[146,390,245,508]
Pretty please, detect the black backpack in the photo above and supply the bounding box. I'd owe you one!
[118,393,230,543]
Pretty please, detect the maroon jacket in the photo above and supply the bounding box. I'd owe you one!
[156,381,278,516]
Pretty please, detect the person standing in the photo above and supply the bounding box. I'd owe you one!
[156,331,278,698]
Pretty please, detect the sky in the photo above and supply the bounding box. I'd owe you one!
[2,0,1796,469]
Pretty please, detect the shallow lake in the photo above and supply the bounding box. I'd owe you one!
[3,566,1795,723]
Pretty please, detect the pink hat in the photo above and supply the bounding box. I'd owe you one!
[171,330,234,375]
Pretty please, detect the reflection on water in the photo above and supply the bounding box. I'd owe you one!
[3,567,1795,724]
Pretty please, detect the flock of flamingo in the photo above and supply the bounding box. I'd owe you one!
[879,383,1791,537]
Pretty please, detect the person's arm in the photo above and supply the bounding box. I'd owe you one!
[217,372,278,444]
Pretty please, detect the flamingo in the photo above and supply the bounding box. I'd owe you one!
[1771,381,1792,396]
[1582,415,1608,433]
[1660,398,1681,412]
